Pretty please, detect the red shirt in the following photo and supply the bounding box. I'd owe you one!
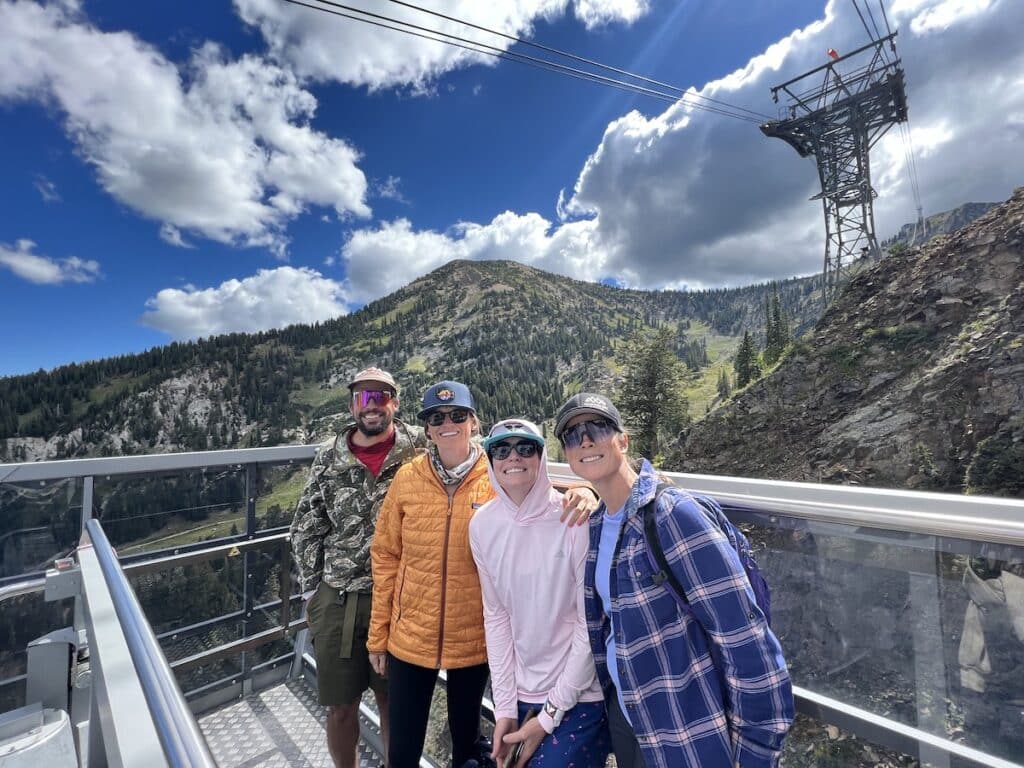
[348,430,396,478]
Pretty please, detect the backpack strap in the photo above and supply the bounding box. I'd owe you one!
[642,483,690,607]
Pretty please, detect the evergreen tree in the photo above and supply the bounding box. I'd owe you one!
[716,367,732,400]
[764,286,791,366]
[734,330,760,388]
[617,327,690,460]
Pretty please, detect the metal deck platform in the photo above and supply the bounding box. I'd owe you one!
[199,678,382,768]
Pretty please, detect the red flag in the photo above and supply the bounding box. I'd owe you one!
[827,48,840,60]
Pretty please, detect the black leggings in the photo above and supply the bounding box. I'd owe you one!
[607,689,647,768]
[386,653,490,768]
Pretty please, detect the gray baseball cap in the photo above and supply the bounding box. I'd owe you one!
[553,393,623,439]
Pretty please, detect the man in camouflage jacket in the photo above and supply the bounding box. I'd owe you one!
[292,367,425,768]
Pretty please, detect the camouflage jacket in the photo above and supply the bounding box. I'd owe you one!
[291,418,426,594]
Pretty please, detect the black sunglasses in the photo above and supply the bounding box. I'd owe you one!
[487,440,541,461]
[559,418,617,449]
[425,408,471,427]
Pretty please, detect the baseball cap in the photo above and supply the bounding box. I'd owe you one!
[348,367,399,394]
[482,418,546,451]
[417,380,476,420]
[554,393,623,439]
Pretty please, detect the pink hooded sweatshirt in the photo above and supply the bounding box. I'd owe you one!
[468,418,603,733]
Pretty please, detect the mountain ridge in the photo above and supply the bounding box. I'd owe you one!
[0,260,821,461]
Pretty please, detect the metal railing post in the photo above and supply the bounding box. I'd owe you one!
[81,475,94,534]
[241,463,259,693]
[280,539,292,637]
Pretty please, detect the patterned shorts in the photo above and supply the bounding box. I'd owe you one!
[516,700,611,768]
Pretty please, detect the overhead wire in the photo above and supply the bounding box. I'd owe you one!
[866,0,923,239]
[279,0,690,111]
[381,0,775,121]
[278,0,768,123]
[864,0,884,40]
[850,0,874,40]
[879,0,894,37]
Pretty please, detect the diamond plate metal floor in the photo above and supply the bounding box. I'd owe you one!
[199,677,382,768]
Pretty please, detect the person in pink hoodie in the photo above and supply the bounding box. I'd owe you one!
[469,418,611,768]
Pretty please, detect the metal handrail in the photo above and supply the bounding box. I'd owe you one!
[548,462,1024,545]
[0,444,316,482]
[2,447,1020,543]
[0,576,46,604]
[84,519,216,767]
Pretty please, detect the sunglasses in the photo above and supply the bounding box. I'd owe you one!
[352,389,395,408]
[487,440,541,461]
[559,418,617,449]
[424,408,471,427]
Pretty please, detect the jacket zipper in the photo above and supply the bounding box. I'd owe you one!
[436,485,456,668]
[395,564,407,624]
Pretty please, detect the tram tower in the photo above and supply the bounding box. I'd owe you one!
[761,34,908,302]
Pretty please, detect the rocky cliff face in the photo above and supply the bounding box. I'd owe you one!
[675,188,1024,495]
[884,201,999,250]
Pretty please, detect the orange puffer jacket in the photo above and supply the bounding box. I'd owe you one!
[368,451,495,669]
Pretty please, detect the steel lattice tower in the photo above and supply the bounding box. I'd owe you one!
[761,34,908,303]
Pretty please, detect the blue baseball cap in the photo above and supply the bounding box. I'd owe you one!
[482,418,546,451]
[418,380,476,420]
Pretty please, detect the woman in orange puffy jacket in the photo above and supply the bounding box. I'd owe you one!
[368,380,495,768]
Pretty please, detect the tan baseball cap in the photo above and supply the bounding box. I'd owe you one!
[347,367,399,394]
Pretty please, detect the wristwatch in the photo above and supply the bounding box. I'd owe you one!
[538,699,566,734]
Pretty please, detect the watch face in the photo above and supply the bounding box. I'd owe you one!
[544,701,557,717]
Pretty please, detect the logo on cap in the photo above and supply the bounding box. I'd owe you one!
[584,395,607,408]
[436,388,455,402]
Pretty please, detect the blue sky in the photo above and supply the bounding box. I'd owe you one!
[1,0,1022,377]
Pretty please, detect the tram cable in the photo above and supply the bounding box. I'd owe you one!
[277,0,769,122]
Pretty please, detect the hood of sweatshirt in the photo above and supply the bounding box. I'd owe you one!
[484,418,561,523]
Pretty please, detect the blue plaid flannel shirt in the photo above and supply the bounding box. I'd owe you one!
[584,460,794,768]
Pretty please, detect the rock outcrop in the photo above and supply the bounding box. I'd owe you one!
[675,188,1024,495]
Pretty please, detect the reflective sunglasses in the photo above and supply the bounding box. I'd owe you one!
[424,408,471,427]
[352,389,395,408]
[487,440,541,461]
[559,418,618,449]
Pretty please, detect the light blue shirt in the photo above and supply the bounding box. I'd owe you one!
[595,503,629,723]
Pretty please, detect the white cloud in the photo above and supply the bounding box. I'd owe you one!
[894,0,994,34]
[375,175,408,203]
[340,213,603,304]
[340,0,1024,299]
[0,1,370,255]
[33,175,60,203]
[141,266,350,339]
[573,0,650,28]
[234,0,651,90]
[0,239,101,284]
[159,224,193,249]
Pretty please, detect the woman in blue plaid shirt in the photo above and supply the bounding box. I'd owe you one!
[553,393,794,768]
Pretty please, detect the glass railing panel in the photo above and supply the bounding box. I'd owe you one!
[177,654,244,699]
[129,557,245,638]
[255,462,308,532]
[730,506,1024,764]
[780,714,918,766]
[0,477,82,578]
[127,535,300,699]
[0,677,26,714]
[97,468,248,554]
[0,587,74,710]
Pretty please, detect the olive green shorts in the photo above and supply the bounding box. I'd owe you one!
[306,584,386,707]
